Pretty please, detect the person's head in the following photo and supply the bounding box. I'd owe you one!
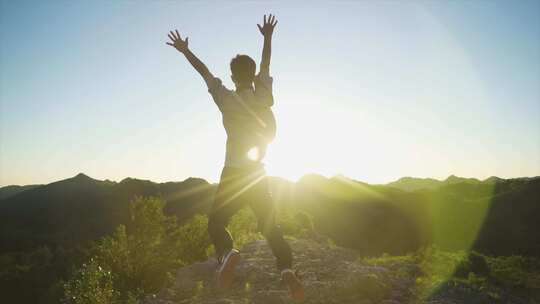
[230,54,256,89]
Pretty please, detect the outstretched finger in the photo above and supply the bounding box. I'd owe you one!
[273,19,278,27]
[166,42,174,46]
[168,33,175,42]
[263,14,267,24]
[175,29,181,40]
[270,14,275,24]
[257,24,263,32]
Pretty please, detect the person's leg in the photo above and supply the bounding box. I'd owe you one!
[208,194,242,290]
[247,171,304,300]
[208,167,248,259]
[209,166,267,289]
[207,206,234,260]
[248,175,293,271]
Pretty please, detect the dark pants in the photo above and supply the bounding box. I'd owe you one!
[208,166,293,271]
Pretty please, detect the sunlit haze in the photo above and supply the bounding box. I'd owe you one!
[1,1,539,186]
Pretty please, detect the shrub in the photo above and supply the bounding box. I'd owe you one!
[455,251,489,278]
[363,245,540,302]
[486,255,540,289]
[228,208,261,249]
[278,208,315,238]
[62,258,118,304]
[63,196,211,303]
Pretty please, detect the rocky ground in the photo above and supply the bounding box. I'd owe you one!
[143,237,536,304]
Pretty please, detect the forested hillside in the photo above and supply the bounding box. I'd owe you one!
[1,173,538,303]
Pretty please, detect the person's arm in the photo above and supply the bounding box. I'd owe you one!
[257,14,278,78]
[166,29,215,88]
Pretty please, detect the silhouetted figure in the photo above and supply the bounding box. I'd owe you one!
[166,14,304,300]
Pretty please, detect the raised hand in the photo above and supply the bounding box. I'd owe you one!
[257,14,278,37]
[166,29,189,53]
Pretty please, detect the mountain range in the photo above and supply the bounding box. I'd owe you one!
[386,174,512,191]
[0,173,518,200]
[0,173,215,253]
[1,173,539,256]
[1,172,539,304]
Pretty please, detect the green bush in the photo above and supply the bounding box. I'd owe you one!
[63,196,211,303]
[364,245,540,302]
[62,258,118,304]
[486,255,540,289]
[174,214,211,264]
[228,208,261,249]
[223,205,315,250]
[278,208,315,238]
[454,251,489,278]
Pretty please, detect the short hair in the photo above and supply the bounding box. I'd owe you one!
[230,54,256,84]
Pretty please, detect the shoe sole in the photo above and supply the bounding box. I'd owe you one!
[217,251,240,289]
[282,271,305,301]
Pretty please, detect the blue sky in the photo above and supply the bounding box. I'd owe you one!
[1,0,539,186]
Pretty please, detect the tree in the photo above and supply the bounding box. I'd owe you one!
[63,196,211,303]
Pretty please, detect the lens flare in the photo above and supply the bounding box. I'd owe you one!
[247,147,259,161]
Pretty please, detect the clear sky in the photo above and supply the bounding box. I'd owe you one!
[1,0,539,186]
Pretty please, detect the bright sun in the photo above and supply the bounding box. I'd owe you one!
[263,93,444,183]
[264,96,388,182]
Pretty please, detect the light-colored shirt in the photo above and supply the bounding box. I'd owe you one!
[208,74,276,168]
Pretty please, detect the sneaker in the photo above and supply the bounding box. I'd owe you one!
[281,269,305,301]
[216,249,240,289]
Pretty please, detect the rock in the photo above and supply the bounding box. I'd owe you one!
[148,238,515,304]
[148,238,404,303]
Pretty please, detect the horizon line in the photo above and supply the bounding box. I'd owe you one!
[2,172,539,188]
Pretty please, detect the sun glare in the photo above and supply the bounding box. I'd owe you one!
[264,94,424,183]
[247,146,259,161]
[265,97,375,181]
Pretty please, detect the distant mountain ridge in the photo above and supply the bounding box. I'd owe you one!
[1,172,539,256]
[0,173,210,200]
[0,173,216,253]
[0,184,42,200]
[2,173,532,199]
[385,174,536,191]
